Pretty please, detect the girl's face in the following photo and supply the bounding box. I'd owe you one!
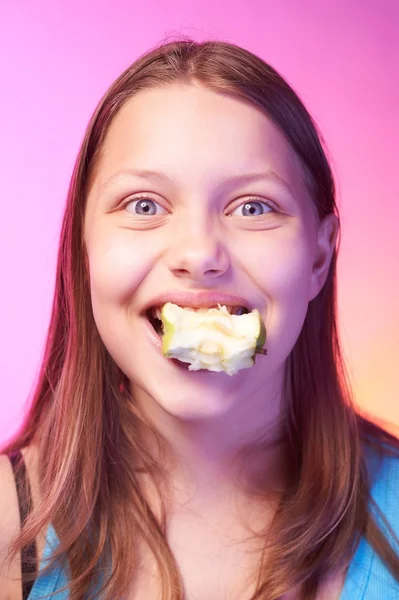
[84,83,338,423]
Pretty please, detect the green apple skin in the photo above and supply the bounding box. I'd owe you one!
[160,307,174,356]
[255,314,266,349]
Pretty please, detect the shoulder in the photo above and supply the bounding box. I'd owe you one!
[0,445,43,600]
[0,451,22,547]
[358,444,399,597]
[376,449,399,503]
[366,443,399,493]
[366,445,399,552]
[0,452,23,600]
[0,452,20,529]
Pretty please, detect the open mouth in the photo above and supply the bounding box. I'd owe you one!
[144,304,250,337]
[145,308,164,336]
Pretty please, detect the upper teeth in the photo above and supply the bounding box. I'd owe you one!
[150,305,247,320]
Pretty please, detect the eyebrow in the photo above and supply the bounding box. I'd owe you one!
[99,168,294,197]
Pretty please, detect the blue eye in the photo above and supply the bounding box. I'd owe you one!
[121,195,276,217]
[123,195,167,216]
[230,198,276,217]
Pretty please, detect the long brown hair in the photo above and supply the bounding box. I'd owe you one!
[2,37,399,600]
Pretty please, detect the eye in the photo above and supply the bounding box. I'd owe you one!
[229,198,277,217]
[122,195,167,216]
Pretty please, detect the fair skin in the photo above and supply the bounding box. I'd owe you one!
[82,83,342,598]
[0,83,342,600]
[84,82,338,496]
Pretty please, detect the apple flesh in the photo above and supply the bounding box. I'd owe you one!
[160,302,266,376]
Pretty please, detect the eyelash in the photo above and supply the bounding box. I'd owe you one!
[120,194,278,216]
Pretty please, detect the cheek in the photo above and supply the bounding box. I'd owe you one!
[246,227,313,298]
[87,232,153,304]
[85,232,154,373]
[263,244,312,299]
[249,234,314,352]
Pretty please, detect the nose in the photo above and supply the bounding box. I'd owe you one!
[167,222,230,281]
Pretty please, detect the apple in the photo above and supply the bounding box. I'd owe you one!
[160,302,267,376]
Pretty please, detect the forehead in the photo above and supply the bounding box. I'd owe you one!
[88,83,314,219]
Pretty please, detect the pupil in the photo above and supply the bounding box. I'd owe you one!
[243,202,262,216]
[137,200,155,215]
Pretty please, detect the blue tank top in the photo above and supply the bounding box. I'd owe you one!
[28,450,399,599]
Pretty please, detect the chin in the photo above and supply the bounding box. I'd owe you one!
[147,379,239,421]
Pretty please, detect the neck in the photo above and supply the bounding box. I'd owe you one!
[131,378,288,504]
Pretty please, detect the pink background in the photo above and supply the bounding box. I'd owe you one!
[1,1,398,445]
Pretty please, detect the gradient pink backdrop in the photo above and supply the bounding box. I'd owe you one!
[1,1,398,445]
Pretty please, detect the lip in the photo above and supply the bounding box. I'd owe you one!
[141,291,254,314]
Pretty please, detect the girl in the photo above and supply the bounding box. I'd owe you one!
[1,38,398,600]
